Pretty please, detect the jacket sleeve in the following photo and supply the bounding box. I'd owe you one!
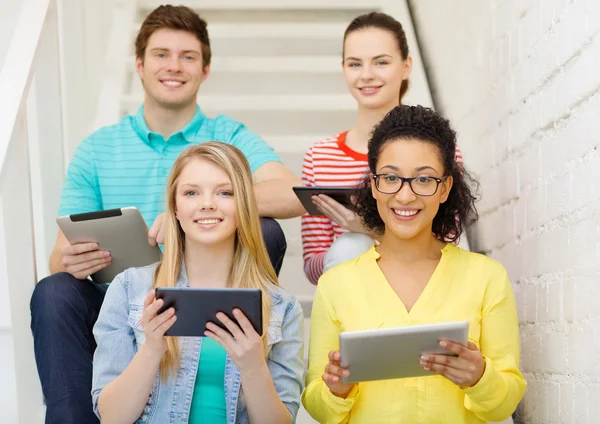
[267,298,306,422]
[91,271,137,418]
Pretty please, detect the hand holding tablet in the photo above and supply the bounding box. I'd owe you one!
[293,186,355,216]
[57,207,162,283]
[338,321,469,383]
[155,287,262,337]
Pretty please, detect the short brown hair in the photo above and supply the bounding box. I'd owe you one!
[135,5,211,67]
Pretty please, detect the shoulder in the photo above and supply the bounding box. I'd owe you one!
[304,133,343,158]
[318,247,373,293]
[267,284,303,320]
[86,115,134,145]
[444,245,510,293]
[446,245,507,276]
[108,262,160,303]
[208,114,247,139]
[72,116,136,159]
[310,133,345,152]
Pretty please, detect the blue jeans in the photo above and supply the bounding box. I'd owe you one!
[30,218,286,424]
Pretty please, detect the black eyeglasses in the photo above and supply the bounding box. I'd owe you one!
[372,174,449,196]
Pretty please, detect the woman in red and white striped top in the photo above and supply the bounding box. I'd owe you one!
[301,13,464,284]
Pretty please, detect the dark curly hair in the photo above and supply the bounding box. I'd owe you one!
[354,105,478,241]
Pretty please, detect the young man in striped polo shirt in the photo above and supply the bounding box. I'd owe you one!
[30,6,304,423]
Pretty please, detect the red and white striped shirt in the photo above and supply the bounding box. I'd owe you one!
[301,131,464,285]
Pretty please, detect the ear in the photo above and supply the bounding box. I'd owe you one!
[403,56,413,80]
[439,175,453,204]
[200,64,211,84]
[135,56,144,80]
[370,174,379,199]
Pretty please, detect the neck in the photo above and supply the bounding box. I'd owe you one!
[377,227,445,263]
[143,97,197,139]
[347,102,399,151]
[183,238,235,288]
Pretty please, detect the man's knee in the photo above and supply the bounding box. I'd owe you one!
[30,273,86,319]
[260,218,286,248]
[260,218,287,276]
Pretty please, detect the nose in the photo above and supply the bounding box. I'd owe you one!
[166,55,182,73]
[394,181,417,204]
[360,63,374,80]
[198,194,216,211]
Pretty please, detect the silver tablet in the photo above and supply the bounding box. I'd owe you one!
[339,321,469,383]
[56,207,162,283]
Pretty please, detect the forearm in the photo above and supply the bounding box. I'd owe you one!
[49,247,65,274]
[304,253,325,285]
[241,362,292,424]
[254,179,304,219]
[97,344,162,423]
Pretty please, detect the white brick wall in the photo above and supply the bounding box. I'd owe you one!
[410,0,600,422]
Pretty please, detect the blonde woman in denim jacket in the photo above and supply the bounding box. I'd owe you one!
[91,142,304,424]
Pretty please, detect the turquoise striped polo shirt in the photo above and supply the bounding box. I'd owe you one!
[58,105,281,227]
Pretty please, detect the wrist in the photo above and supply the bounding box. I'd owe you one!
[239,358,269,379]
[331,387,352,399]
[140,341,166,362]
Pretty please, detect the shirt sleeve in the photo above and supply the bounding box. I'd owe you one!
[301,145,334,285]
[267,299,305,422]
[224,119,281,174]
[454,144,464,167]
[91,271,136,418]
[302,272,359,423]
[58,138,103,216]
[461,267,526,421]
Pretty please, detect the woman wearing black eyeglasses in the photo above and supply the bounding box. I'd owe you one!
[302,105,525,424]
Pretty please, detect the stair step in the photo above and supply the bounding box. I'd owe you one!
[128,71,347,96]
[213,37,343,57]
[133,22,348,39]
[122,94,354,112]
[138,1,377,23]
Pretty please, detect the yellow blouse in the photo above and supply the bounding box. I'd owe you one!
[302,244,526,424]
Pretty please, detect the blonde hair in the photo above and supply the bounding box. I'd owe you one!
[154,142,278,379]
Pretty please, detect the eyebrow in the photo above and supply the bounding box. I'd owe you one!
[345,54,393,61]
[180,182,232,189]
[149,48,201,55]
[378,165,440,173]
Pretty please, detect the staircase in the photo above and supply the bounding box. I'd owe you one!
[1,0,432,422]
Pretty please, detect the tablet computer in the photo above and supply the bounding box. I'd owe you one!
[56,207,162,283]
[155,287,263,337]
[293,186,355,216]
[339,321,469,383]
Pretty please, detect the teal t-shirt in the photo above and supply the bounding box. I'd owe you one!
[58,105,281,227]
[189,337,227,423]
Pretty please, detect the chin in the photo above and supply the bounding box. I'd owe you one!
[359,98,391,111]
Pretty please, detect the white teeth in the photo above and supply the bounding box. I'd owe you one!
[197,219,220,225]
[163,80,182,87]
[394,209,418,217]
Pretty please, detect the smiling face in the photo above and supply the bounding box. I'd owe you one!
[136,28,209,110]
[343,28,412,111]
[370,138,453,241]
[175,158,237,248]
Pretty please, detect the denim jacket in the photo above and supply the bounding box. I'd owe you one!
[91,263,305,423]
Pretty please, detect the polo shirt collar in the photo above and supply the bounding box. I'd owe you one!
[133,105,205,145]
